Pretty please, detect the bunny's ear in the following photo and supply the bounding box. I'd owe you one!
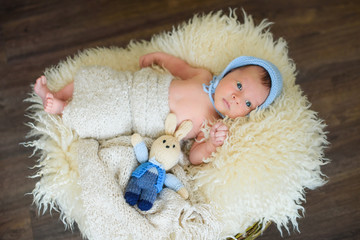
[174,120,193,141]
[165,113,177,135]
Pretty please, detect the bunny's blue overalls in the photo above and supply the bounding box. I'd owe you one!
[124,141,183,211]
[125,159,166,211]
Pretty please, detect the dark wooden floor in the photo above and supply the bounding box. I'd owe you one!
[1,0,359,239]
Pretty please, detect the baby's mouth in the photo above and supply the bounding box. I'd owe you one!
[223,98,230,109]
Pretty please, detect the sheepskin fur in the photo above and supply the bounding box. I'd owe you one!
[25,10,328,239]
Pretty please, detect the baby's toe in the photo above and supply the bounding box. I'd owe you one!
[40,76,47,84]
[46,93,53,99]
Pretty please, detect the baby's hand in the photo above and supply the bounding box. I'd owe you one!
[139,52,158,68]
[209,122,228,147]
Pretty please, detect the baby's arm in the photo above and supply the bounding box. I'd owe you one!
[189,122,228,165]
[140,52,203,80]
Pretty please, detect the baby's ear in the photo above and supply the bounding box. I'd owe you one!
[174,120,193,141]
[164,113,177,135]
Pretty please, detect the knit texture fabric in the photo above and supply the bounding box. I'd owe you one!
[125,170,159,211]
[63,66,173,139]
[78,137,218,239]
[131,160,166,193]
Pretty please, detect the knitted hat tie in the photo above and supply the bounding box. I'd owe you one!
[202,76,225,118]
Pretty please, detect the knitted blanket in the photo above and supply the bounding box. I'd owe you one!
[63,66,172,139]
[76,137,219,239]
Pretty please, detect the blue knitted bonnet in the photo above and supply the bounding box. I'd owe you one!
[203,56,283,118]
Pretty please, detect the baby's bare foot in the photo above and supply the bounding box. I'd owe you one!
[34,76,50,100]
[44,93,66,114]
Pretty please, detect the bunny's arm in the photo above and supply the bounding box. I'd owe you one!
[164,173,189,199]
[132,134,148,163]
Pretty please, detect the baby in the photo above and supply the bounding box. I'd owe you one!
[34,52,282,165]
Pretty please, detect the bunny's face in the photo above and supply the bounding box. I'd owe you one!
[150,135,181,171]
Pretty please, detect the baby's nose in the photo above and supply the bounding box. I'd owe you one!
[232,94,239,104]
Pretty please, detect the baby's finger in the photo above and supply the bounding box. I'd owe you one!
[139,55,151,68]
[215,131,227,138]
[211,122,223,131]
[214,137,226,146]
[217,124,228,131]
[215,135,226,142]
[210,123,220,136]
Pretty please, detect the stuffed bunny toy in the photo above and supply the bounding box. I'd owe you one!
[124,113,193,211]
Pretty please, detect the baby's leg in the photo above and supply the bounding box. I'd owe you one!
[53,82,74,101]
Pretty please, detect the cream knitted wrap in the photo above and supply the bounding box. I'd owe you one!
[63,66,172,139]
[25,10,329,239]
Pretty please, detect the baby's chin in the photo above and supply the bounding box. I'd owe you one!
[215,103,249,118]
[224,110,250,119]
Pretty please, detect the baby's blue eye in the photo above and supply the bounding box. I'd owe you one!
[237,82,242,90]
[246,100,251,108]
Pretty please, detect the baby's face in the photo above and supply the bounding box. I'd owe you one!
[214,66,270,118]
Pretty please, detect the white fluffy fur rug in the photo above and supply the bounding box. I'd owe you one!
[25,10,328,239]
